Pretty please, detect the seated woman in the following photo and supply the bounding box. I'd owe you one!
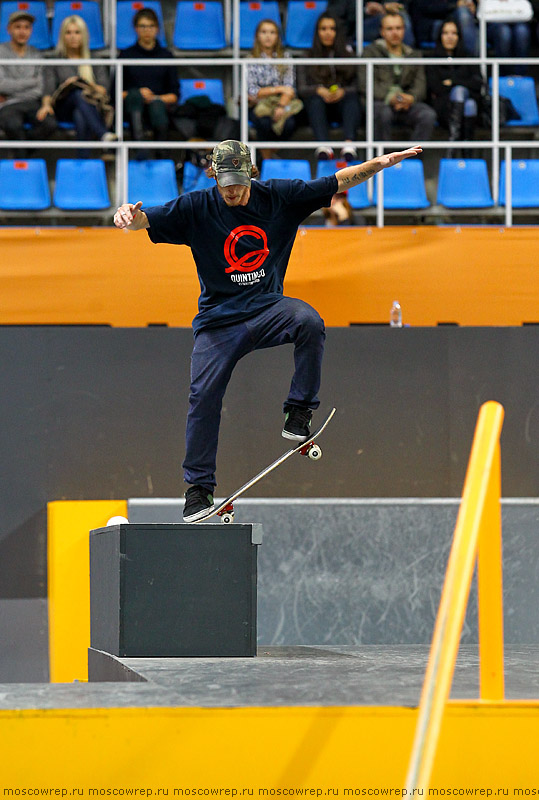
[411,0,478,56]
[297,13,361,161]
[41,15,115,143]
[118,8,178,147]
[247,19,303,157]
[428,18,482,151]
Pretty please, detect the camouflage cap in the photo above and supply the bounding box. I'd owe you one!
[8,10,35,24]
[211,140,252,188]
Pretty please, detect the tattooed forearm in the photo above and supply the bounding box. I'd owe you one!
[335,159,381,192]
[340,167,376,186]
[334,147,422,193]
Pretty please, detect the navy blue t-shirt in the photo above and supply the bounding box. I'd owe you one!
[145,175,338,333]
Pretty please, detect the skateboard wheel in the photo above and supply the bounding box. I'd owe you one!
[221,512,235,524]
[307,444,322,461]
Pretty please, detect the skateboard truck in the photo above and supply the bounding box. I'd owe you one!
[299,440,322,460]
[217,503,235,524]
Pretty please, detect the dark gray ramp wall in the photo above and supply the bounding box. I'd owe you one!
[1,325,539,680]
[129,498,539,647]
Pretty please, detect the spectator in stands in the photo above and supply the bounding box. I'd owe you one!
[297,13,361,161]
[247,19,303,158]
[0,10,57,150]
[41,16,116,146]
[411,0,478,55]
[118,8,178,152]
[428,19,482,152]
[360,11,436,143]
[326,0,415,47]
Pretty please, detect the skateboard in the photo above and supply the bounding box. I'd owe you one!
[193,407,336,524]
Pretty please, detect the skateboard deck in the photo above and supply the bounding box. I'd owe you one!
[193,407,336,524]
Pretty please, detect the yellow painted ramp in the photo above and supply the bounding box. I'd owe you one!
[0,703,539,789]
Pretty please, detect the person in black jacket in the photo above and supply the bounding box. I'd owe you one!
[118,8,178,150]
[427,19,482,151]
[296,13,361,161]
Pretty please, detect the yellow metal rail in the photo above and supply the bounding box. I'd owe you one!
[405,400,505,792]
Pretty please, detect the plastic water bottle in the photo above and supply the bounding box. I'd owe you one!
[390,300,402,328]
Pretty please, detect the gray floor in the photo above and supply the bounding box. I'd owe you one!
[1,645,539,710]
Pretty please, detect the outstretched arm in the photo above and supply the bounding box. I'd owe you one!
[113,201,149,231]
[335,146,423,192]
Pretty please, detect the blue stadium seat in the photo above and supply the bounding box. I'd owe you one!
[373,160,429,209]
[173,1,226,50]
[128,160,178,206]
[116,0,166,48]
[346,181,370,209]
[436,158,494,208]
[284,0,326,48]
[53,159,110,209]
[260,158,311,181]
[179,78,225,105]
[52,0,105,49]
[499,159,539,207]
[315,159,344,180]
[237,0,281,48]
[182,161,215,192]
[0,158,51,209]
[0,1,52,48]
[490,76,539,127]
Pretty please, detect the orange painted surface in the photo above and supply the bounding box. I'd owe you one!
[1,226,537,326]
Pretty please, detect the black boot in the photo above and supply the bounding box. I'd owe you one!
[154,125,170,159]
[447,101,464,158]
[130,110,146,160]
[461,115,477,159]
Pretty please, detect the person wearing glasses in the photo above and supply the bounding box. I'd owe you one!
[117,8,178,152]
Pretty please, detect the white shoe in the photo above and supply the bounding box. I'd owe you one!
[101,132,118,142]
[315,145,334,161]
[339,144,357,162]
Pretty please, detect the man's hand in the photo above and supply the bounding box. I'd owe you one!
[140,87,155,104]
[376,146,423,170]
[365,1,385,15]
[113,201,149,230]
[390,91,414,111]
[335,145,422,191]
[36,103,54,121]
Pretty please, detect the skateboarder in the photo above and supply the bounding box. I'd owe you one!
[114,140,422,522]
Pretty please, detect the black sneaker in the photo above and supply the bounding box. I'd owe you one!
[183,485,214,523]
[282,407,312,442]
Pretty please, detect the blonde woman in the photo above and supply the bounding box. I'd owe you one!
[40,15,115,142]
[247,19,303,146]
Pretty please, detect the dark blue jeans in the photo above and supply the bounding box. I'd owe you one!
[183,296,326,490]
[56,89,108,140]
[306,92,361,141]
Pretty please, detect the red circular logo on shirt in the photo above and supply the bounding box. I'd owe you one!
[224,225,269,273]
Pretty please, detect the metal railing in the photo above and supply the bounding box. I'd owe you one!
[404,400,505,793]
[0,53,538,224]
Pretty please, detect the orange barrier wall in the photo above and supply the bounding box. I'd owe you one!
[1,226,537,326]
